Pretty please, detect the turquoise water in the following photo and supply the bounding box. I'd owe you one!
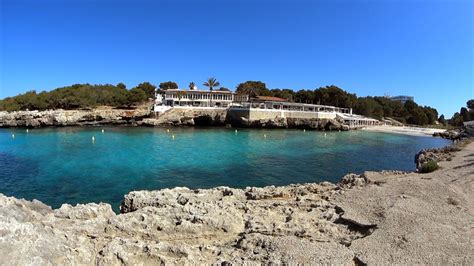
[0,127,450,211]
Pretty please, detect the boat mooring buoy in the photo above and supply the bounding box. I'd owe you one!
[92,136,95,143]
[324,133,327,137]
[172,134,175,140]
[303,129,306,133]
[264,134,267,139]
[11,133,15,139]
[235,129,238,134]
[101,129,105,133]
[167,129,170,133]
[26,128,29,133]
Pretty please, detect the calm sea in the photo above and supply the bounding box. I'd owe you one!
[0,127,450,211]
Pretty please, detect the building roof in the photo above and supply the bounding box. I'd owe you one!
[253,96,287,102]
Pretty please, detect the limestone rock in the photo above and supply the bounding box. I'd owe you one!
[0,107,151,127]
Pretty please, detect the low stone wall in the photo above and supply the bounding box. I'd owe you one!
[246,109,336,120]
[227,108,346,130]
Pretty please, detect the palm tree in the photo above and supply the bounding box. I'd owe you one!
[239,84,257,102]
[203,77,220,107]
[176,90,186,106]
[189,82,195,90]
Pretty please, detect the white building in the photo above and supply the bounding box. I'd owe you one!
[154,88,248,112]
[390,95,414,104]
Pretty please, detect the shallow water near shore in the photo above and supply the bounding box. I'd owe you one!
[0,127,450,211]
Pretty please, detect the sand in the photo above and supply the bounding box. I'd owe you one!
[362,125,446,136]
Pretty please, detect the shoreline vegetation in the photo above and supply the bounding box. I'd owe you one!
[0,138,471,264]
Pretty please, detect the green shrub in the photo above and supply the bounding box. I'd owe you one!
[420,160,439,173]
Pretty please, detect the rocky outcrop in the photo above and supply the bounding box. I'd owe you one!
[0,178,376,264]
[414,139,469,170]
[433,130,467,140]
[0,108,151,127]
[232,117,349,130]
[142,108,228,127]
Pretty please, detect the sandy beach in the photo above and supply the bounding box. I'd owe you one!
[362,125,447,136]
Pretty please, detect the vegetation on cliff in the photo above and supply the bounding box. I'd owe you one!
[0,82,156,111]
[448,100,474,127]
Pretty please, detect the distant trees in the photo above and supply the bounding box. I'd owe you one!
[438,115,446,125]
[467,99,474,109]
[116,83,126,90]
[218,87,230,91]
[269,89,294,101]
[449,99,474,127]
[134,82,156,99]
[159,81,178,91]
[127,87,147,105]
[189,82,196,90]
[0,82,157,111]
[236,81,268,97]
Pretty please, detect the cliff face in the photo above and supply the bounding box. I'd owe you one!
[0,108,151,127]
[0,141,472,265]
[227,116,349,130]
[142,108,228,127]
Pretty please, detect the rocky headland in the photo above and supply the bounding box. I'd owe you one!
[0,140,472,264]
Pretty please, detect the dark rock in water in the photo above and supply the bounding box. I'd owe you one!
[432,130,464,140]
[414,140,467,171]
[325,119,343,131]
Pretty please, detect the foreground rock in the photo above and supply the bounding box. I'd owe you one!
[0,142,473,264]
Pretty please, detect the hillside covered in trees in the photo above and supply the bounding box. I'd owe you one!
[448,100,474,127]
[1,80,464,127]
[0,82,156,111]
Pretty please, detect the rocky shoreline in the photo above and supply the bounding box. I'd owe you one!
[0,139,472,264]
[0,108,350,131]
[0,108,151,127]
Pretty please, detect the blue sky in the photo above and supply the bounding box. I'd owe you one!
[1,0,472,117]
